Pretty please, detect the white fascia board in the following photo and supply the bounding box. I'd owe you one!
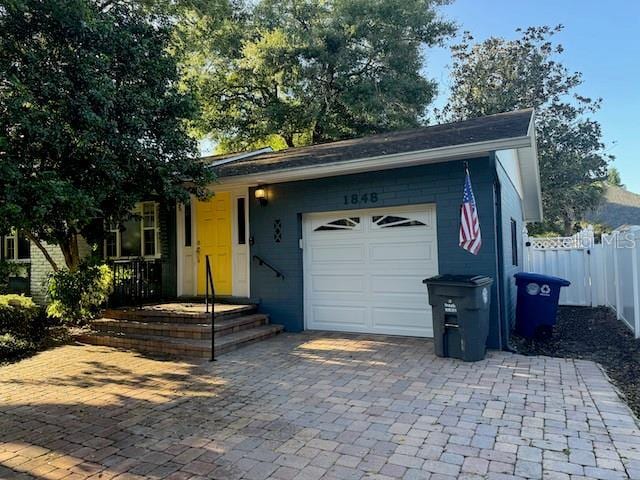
[520,112,543,222]
[517,145,543,222]
[214,135,533,188]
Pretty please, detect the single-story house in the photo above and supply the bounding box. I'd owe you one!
[6,109,542,350]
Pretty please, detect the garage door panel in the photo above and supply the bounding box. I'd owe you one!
[311,274,366,294]
[311,305,367,328]
[368,241,435,262]
[311,245,365,263]
[371,295,428,309]
[372,306,432,327]
[304,204,438,338]
[372,307,433,337]
[370,275,426,294]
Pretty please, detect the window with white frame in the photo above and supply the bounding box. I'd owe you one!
[105,202,160,259]
[1,230,30,261]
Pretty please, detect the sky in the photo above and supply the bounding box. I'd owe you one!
[424,0,640,192]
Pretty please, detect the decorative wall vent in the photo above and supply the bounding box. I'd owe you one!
[314,217,360,232]
[274,219,282,243]
[372,215,426,228]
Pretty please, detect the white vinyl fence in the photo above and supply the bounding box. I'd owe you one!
[524,225,640,338]
[602,227,640,336]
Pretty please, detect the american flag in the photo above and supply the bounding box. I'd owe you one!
[459,168,482,255]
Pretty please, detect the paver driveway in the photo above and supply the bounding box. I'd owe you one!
[1,333,639,480]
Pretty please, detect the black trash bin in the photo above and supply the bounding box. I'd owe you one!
[514,272,570,340]
[423,274,494,362]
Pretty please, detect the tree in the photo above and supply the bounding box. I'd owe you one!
[182,0,455,151]
[0,0,213,271]
[607,167,624,188]
[440,26,612,235]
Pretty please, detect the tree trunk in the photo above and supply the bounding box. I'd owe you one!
[562,215,573,236]
[312,122,324,145]
[59,233,81,271]
[24,232,59,272]
[281,133,295,148]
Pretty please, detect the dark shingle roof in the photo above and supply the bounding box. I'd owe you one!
[585,185,640,229]
[206,109,533,178]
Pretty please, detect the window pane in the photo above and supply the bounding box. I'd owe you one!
[237,198,246,245]
[511,219,518,266]
[120,218,141,257]
[143,203,156,228]
[373,215,426,228]
[314,217,360,231]
[144,229,156,256]
[106,231,117,257]
[184,201,192,247]
[17,233,30,259]
[5,238,15,260]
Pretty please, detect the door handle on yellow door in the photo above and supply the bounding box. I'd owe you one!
[196,246,201,262]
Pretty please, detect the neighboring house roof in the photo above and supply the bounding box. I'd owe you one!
[203,109,542,221]
[585,185,640,229]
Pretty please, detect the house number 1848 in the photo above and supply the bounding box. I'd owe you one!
[343,192,379,205]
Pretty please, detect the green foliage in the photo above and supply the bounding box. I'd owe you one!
[179,0,455,151]
[440,26,612,235]
[0,333,37,361]
[47,264,114,325]
[0,0,214,270]
[607,167,624,188]
[0,260,21,291]
[0,294,41,338]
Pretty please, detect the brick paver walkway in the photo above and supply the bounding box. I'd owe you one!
[1,333,639,480]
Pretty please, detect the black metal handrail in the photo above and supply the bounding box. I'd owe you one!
[253,255,285,279]
[205,255,216,361]
[109,258,162,307]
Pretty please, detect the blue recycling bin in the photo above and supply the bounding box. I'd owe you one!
[514,272,570,339]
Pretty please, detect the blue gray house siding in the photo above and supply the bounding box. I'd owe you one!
[497,161,524,332]
[248,157,506,348]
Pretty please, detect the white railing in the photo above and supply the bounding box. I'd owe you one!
[524,225,640,338]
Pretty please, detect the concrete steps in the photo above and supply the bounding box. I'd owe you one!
[76,303,284,359]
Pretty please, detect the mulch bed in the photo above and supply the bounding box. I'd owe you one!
[512,306,640,418]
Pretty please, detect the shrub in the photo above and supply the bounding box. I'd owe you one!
[47,263,113,325]
[0,333,36,360]
[0,294,41,337]
[0,260,21,293]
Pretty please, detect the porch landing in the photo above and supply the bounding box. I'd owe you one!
[76,302,284,359]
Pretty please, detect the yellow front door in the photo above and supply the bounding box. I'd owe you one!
[196,192,233,296]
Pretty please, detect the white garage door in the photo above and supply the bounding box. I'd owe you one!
[303,204,438,337]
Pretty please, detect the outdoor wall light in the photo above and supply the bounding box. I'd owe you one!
[255,186,268,206]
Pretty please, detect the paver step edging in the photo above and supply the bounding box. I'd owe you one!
[91,314,269,339]
[76,324,284,358]
[103,304,257,324]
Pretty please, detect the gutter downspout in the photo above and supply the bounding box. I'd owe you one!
[489,152,510,352]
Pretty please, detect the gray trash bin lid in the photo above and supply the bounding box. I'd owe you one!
[422,274,493,286]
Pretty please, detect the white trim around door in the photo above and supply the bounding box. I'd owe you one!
[177,186,251,298]
[231,189,250,297]
[176,198,197,297]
